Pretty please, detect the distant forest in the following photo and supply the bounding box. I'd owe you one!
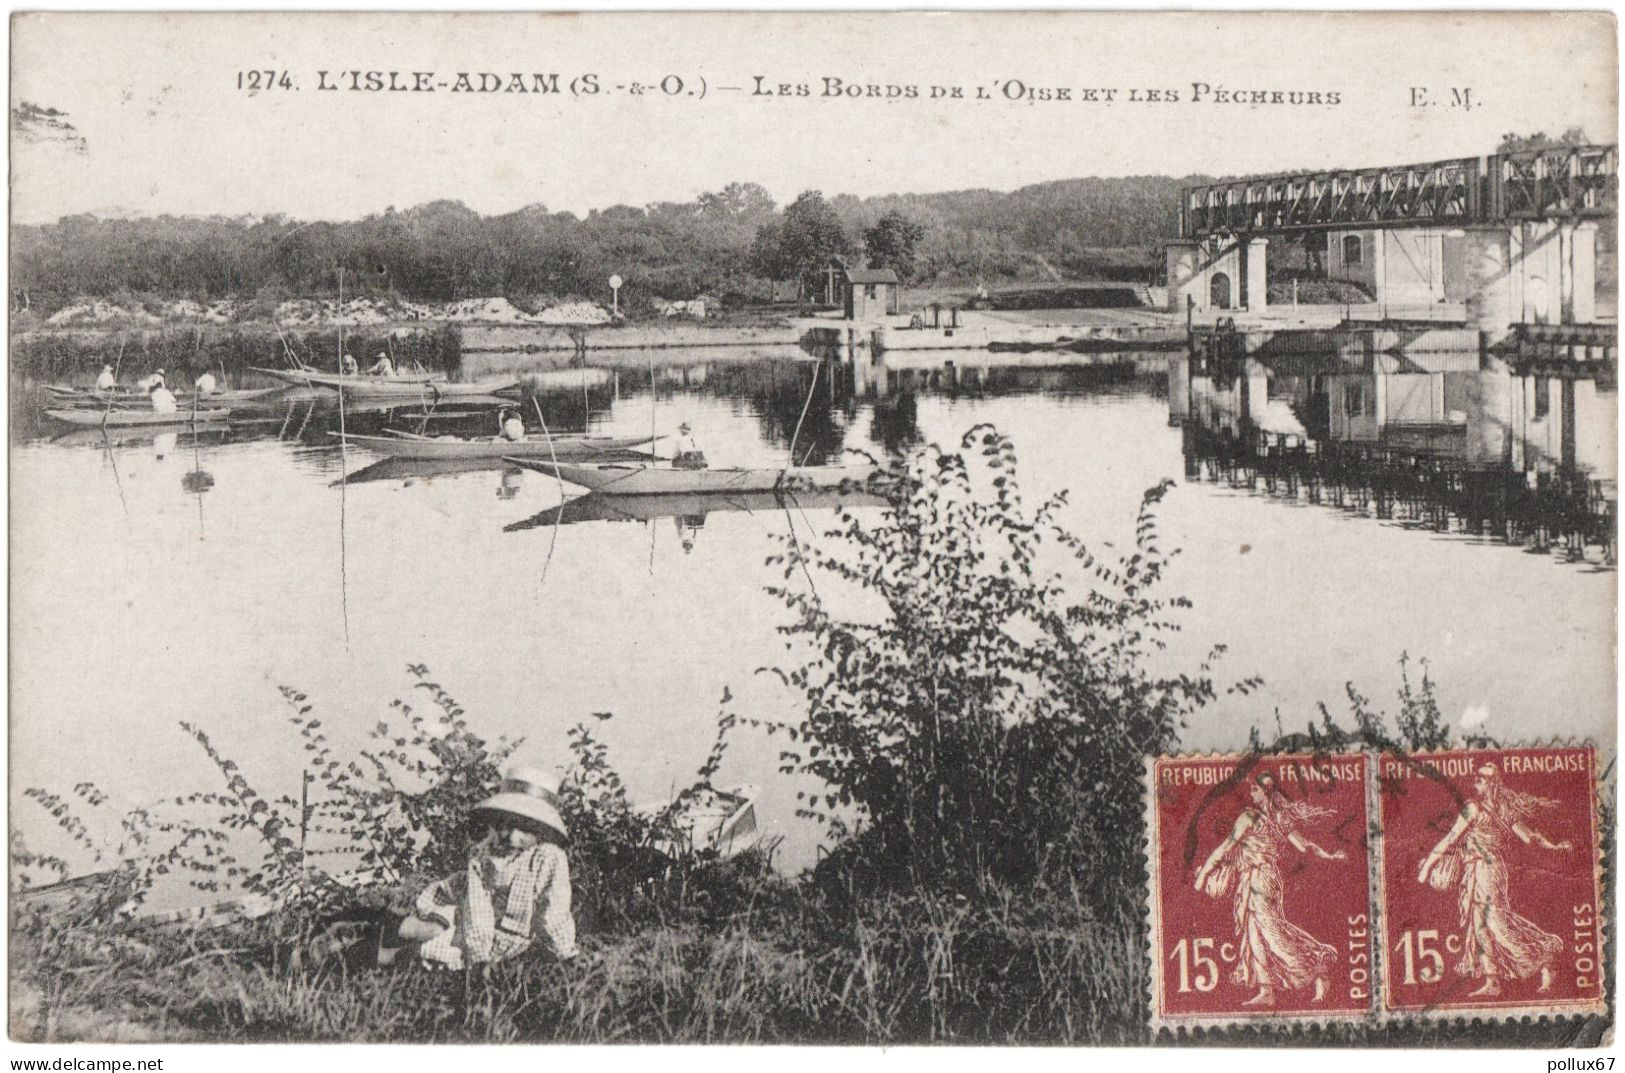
[10,176,1200,315]
[14,131,1606,316]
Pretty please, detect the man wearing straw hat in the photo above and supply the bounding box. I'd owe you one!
[496,406,525,443]
[383,766,578,969]
[672,420,707,470]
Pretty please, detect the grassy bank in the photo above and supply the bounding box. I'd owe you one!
[11,845,1610,1045]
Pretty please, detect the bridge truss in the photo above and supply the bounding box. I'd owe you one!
[1181,145,1617,238]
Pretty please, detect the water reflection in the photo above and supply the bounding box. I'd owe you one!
[181,469,215,495]
[504,487,889,537]
[1171,348,1618,563]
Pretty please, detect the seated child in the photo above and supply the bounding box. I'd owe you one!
[382,766,577,969]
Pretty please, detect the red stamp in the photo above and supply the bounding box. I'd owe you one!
[1378,747,1604,1018]
[1147,753,1375,1026]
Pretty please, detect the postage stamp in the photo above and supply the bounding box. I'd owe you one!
[1376,747,1605,1019]
[1146,753,1375,1027]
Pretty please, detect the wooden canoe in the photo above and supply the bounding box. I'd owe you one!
[504,458,881,495]
[46,385,279,403]
[331,431,660,460]
[248,366,444,389]
[46,407,232,427]
[340,378,521,400]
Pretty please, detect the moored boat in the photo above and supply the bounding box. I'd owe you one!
[339,377,520,400]
[248,365,444,389]
[46,384,280,404]
[635,784,762,861]
[503,457,881,495]
[331,431,660,460]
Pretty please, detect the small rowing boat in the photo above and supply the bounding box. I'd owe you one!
[636,785,762,861]
[249,366,444,389]
[503,458,881,496]
[46,385,280,404]
[46,407,232,427]
[332,431,660,460]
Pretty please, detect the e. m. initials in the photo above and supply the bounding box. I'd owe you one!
[1409,86,1475,110]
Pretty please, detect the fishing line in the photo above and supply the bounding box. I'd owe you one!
[192,434,206,542]
[336,269,351,647]
[531,395,566,589]
[782,359,821,483]
[100,430,131,526]
[779,495,824,608]
[776,360,829,603]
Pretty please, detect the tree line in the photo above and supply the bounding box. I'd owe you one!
[12,175,1198,315]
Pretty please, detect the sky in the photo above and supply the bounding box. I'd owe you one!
[10,11,1618,224]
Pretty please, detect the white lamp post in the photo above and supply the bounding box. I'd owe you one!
[609,274,623,316]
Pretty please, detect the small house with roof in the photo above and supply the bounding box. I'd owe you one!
[842,266,901,320]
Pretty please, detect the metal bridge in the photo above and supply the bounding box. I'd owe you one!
[1181,145,1617,238]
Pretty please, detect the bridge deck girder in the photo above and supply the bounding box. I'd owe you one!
[1182,145,1616,238]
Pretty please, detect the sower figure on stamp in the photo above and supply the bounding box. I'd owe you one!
[1194,773,1345,1007]
[1417,762,1569,997]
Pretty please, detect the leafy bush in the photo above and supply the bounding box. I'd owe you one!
[764,424,1237,899]
[19,665,742,930]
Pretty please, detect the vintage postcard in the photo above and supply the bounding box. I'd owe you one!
[7,9,1616,1058]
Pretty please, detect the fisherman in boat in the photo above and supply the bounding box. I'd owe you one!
[366,351,396,378]
[138,368,167,392]
[497,407,525,443]
[148,378,179,415]
[371,766,577,970]
[194,369,218,395]
[341,353,360,376]
[95,364,117,392]
[672,421,707,470]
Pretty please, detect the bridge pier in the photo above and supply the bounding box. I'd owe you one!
[1462,221,1598,342]
[1166,236,1269,314]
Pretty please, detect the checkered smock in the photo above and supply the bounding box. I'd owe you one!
[415,843,576,969]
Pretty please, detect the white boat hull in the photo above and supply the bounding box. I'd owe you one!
[334,432,659,460]
[46,385,279,404]
[249,366,444,390]
[340,378,519,400]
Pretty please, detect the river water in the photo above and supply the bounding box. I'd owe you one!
[10,346,1617,886]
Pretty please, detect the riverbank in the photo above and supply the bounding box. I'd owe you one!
[11,846,1609,1046]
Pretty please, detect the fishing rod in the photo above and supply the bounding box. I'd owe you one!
[781,359,821,485]
[101,337,128,430]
